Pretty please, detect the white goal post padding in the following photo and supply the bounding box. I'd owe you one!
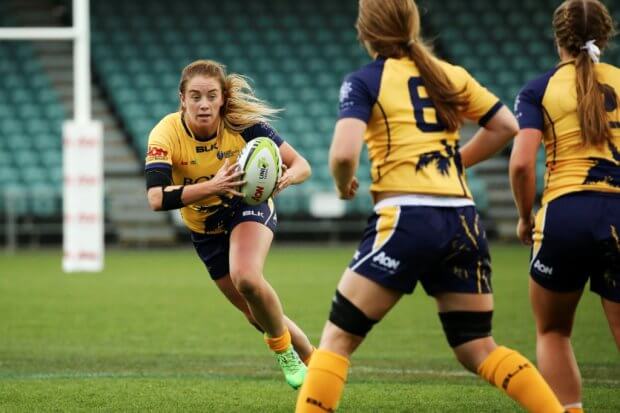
[62,121,104,272]
[0,0,104,272]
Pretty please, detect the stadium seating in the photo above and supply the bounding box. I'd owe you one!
[1,0,619,237]
[6,0,617,220]
[90,0,490,217]
[0,41,64,216]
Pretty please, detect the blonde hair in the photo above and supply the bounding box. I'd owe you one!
[553,0,616,146]
[356,0,468,132]
[178,59,280,132]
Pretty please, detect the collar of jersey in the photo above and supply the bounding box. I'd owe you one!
[556,59,576,68]
[181,114,218,142]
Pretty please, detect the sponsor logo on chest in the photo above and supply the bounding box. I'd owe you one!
[195,143,218,153]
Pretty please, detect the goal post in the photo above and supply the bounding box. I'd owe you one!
[0,0,104,272]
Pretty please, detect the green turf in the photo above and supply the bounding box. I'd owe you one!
[0,244,618,412]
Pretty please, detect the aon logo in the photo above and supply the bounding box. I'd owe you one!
[533,259,553,275]
[373,251,400,270]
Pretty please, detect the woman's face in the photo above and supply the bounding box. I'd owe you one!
[180,75,224,136]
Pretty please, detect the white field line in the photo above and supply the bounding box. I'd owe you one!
[2,362,618,386]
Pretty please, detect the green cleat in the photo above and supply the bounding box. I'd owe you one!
[274,346,307,389]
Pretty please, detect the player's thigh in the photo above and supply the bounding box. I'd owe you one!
[228,200,276,277]
[320,268,403,356]
[435,292,494,312]
[337,268,403,320]
[529,277,582,335]
[601,298,620,349]
[229,221,273,277]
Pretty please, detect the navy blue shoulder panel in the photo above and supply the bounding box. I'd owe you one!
[338,58,386,122]
[514,67,559,130]
[240,122,284,146]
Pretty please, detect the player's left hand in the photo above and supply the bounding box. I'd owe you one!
[516,215,534,246]
[273,164,292,197]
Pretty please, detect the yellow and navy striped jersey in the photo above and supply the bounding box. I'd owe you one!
[338,56,502,199]
[515,61,620,204]
[145,112,283,234]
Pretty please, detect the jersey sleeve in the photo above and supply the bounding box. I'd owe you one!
[455,66,503,126]
[241,122,284,146]
[514,87,543,131]
[338,73,376,122]
[145,122,173,167]
[514,69,557,131]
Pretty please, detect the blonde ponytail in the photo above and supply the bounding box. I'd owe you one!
[222,74,281,132]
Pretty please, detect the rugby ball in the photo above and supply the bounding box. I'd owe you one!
[237,137,282,205]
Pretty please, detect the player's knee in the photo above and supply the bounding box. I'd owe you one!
[537,322,573,338]
[535,312,575,337]
[329,290,378,338]
[231,274,262,298]
[438,311,493,348]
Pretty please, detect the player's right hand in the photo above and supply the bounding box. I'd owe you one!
[337,176,359,200]
[516,215,534,246]
[208,159,246,197]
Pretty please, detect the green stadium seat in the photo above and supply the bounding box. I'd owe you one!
[30,184,60,217]
[0,167,20,184]
[1,185,30,215]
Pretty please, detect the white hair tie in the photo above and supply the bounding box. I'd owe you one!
[581,39,600,63]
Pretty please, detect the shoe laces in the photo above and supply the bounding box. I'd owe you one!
[276,349,304,372]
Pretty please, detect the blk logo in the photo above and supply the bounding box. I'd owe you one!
[196,143,218,153]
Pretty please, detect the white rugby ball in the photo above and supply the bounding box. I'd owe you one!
[237,137,282,205]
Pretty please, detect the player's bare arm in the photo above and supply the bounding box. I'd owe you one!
[147,159,245,211]
[459,106,518,168]
[329,118,365,199]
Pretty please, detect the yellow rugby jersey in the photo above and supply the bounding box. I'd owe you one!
[515,61,620,204]
[338,56,503,198]
[145,112,283,234]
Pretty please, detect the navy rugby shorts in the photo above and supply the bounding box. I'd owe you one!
[349,205,492,295]
[531,191,620,302]
[191,199,277,280]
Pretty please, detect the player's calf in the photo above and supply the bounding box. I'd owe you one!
[438,310,565,412]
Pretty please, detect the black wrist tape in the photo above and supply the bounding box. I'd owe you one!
[161,186,185,210]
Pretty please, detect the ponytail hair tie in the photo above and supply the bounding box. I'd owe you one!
[581,39,601,63]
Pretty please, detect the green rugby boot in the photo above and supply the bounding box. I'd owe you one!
[274,346,307,389]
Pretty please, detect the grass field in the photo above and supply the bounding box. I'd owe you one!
[1,244,618,412]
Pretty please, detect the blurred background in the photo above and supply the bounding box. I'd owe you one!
[1,0,619,250]
[2,2,619,411]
